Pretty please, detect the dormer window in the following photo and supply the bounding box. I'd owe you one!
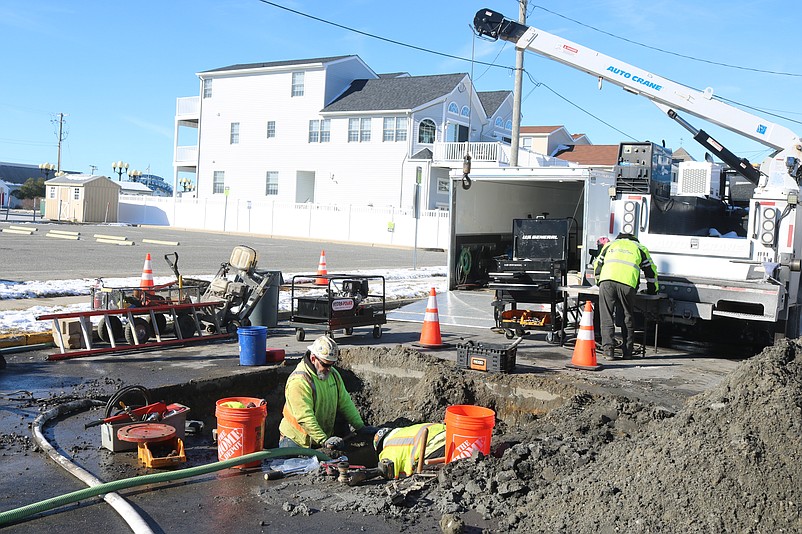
[418,119,436,144]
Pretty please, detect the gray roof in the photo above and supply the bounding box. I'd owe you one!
[45,174,120,188]
[478,91,510,116]
[202,55,355,74]
[323,73,467,113]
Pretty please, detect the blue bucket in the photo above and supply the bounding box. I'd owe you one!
[238,326,268,366]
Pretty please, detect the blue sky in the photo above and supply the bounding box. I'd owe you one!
[1,1,799,184]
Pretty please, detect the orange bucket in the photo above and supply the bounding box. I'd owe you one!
[215,397,267,469]
[444,404,495,462]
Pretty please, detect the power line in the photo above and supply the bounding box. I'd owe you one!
[530,5,802,77]
[257,0,512,73]
[523,71,638,142]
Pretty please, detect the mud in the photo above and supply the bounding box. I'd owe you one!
[3,340,801,532]
[321,341,802,532]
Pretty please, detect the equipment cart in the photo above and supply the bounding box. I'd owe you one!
[488,218,571,344]
[290,274,387,341]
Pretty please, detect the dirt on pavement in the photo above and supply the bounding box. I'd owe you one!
[2,340,801,532]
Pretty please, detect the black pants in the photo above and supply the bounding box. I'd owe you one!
[599,280,635,356]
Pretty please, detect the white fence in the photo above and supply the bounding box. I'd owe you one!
[119,195,450,249]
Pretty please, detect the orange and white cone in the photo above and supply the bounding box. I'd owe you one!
[567,300,602,370]
[415,288,449,349]
[140,253,155,291]
[315,250,328,286]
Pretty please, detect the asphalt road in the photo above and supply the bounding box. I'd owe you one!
[0,222,447,281]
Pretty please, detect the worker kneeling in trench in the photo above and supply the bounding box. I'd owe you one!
[278,335,378,452]
[373,423,447,479]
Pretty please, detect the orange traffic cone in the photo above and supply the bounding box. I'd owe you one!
[140,253,155,291]
[315,250,328,286]
[567,300,602,370]
[414,288,450,349]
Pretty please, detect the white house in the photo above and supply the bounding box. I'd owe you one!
[173,55,520,211]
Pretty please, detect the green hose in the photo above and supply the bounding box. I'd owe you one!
[0,447,330,527]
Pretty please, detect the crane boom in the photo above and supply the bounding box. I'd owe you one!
[473,9,800,156]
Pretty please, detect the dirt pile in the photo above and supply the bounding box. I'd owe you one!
[335,340,802,532]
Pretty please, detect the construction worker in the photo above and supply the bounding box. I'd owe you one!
[593,232,659,360]
[278,335,374,449]
[373,423,446,479]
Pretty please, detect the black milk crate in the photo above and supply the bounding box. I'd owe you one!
[456,341,516,373]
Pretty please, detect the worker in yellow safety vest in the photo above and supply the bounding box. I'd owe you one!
[373,423,447,479]
[593,232,659,361]
[278,335,374,449]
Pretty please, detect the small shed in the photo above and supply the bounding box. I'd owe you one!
[44,174,121,223]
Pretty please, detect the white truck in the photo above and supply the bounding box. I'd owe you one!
[473,8,802,345]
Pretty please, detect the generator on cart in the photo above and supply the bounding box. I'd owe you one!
[290,274,387,341]
[489,218,570,342]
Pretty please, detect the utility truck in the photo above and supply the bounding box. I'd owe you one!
[472,8,802,345]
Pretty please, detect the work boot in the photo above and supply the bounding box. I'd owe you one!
[622,344,636,359]
[603,346,618,361]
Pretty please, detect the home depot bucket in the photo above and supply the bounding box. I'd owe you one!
[238,326,267,366]
[444,404,495,462]
[215,397,267,469]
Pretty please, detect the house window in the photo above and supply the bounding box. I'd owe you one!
[461,106,470,117]
[309,120,320,143]
[291,71,304,97]
[505,120,512,130]
[308,119,330,143]
[230,122,240,144]
[49,187,56,199]
[213,171,225,194]
[447,102,459,114]
[266,121,276,138]
[383,117,407,142]
[495,117,504,127]
[265,171,278,195]
[203,78,212,98]
[73,187,80,200]
[348,118,371,142]
[418,119,436,144]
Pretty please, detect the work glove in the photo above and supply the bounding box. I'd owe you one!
[646,283,657,295]
[323,436,345,450]
[357,425,379,436]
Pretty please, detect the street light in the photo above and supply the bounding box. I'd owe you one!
[129,169,142,182]
[179,177,195,192]
[112,161,129,181]
[39,162,55,179]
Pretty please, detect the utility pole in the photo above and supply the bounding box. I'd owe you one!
[53,112,67,172]
[509,0,526,167]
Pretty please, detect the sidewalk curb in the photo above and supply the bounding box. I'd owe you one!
[0,332,53,349]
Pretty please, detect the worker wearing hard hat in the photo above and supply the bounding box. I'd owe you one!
[373,423,447,479]
[278,335,374,450]
[593,232,659,360]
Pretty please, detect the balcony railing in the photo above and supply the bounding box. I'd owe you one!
[433,142,509,165]
[174,146,198,166]
[175,96,199,118]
